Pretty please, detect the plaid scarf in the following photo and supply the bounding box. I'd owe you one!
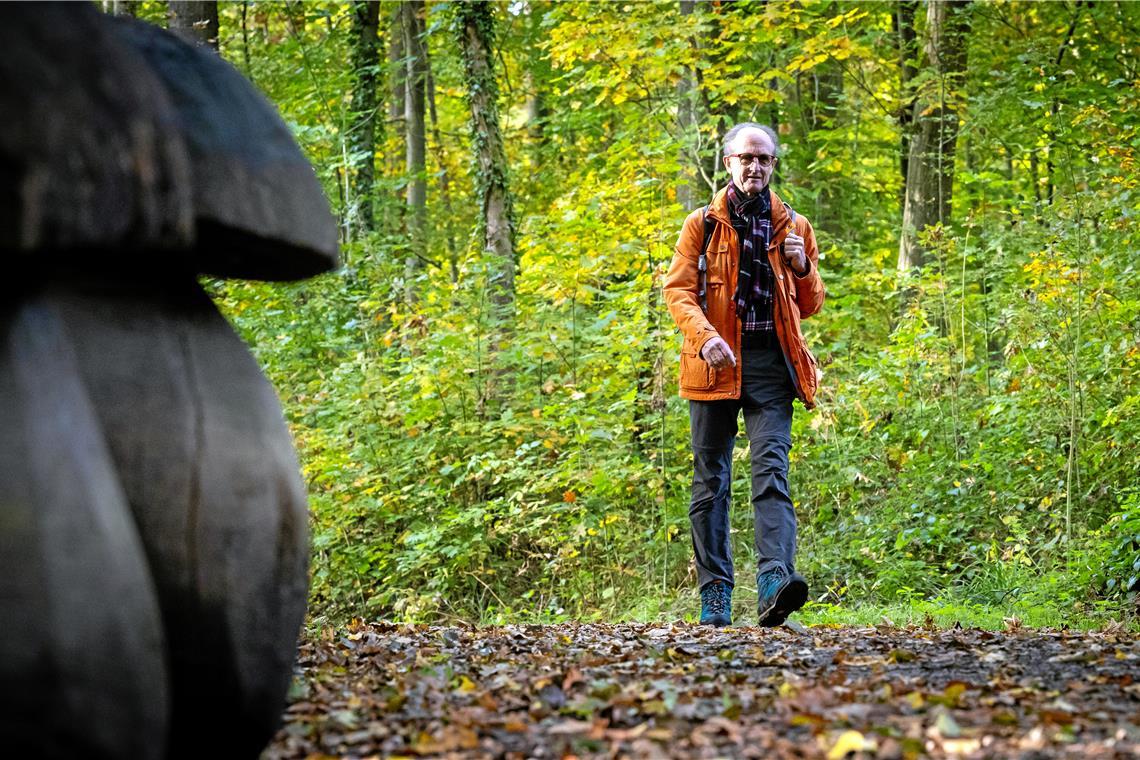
[726,182,775,335]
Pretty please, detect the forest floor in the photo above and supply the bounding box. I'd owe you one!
[265,621,1140,759]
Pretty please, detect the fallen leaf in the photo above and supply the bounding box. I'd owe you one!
[606,723,648,741]
[266,622,1140,760]
[940,681,968,707]
[562,666,584,691]
[827,729,876,759]
[931,710,962,739]
[547,718,594,735]
[941,737,981,754]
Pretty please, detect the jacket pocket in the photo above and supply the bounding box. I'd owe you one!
[706,275,728,326]
[801,344,821,394]
[784,270,797,300]
[679,348,715,391]
[707,275,725,298]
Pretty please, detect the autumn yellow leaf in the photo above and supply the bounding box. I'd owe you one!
[827,730,875,759]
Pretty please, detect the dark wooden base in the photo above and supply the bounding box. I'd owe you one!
[0,297,169,760]
[0,281,310,759]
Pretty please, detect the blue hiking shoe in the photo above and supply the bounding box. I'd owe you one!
[699,580,733,627]
[756,566,808,627]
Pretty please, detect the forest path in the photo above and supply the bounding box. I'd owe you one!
[266,621,1139,759]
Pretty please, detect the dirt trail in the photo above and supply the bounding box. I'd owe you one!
[266,621,1140,758]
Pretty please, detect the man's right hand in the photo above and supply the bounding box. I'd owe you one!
[699,336,736,370]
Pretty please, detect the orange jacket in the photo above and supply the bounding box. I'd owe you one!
[664,185,825,408]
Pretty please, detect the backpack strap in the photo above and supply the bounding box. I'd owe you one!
[698,204,714,313]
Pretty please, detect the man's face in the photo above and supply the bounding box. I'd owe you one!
[722,128,777,197]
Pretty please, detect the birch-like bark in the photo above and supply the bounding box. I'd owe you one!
[898,0,971,274]
[403,0,428,304]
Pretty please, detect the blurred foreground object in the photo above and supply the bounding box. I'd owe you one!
[0,4,338,758]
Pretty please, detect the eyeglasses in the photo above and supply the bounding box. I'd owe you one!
[727,153,778,168]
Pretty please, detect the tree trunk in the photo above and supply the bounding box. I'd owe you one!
[348,1,381,236]
[796,54,843,225]
[522,3,549,174]
[387,3,406,185]
[692,3,734,192]
[239,1,252,79]
[167,1,219,50]
[897,0,970,274]
[1046,3,1085,206]
[426,51,459,285]
[675,0,697,211]
[688,2,761,192]
[894,1,919,207]
[522,77,545,168]
[457,1,516,314]
[403,0,428,305]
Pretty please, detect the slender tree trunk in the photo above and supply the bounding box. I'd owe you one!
[522,78,545,162]
[168,1,219,50]
[348,1,382,236]
[894,1,919,208]
[457,1,516,314]
[403,0,428,305]
[1046,3,1085,206]
[426,53,459,285]
[676,0,697,211]
[686,1,739,192]
[522,3,549,173]
[757,1,781,140]
[799,59,843,225]
[387,4,406,183]
[1030,150,1042,206]
[239,1,252,79]
[898,0,971,274]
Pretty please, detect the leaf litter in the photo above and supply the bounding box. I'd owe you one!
[265,621,1140,759]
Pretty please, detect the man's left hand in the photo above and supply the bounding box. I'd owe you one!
[783,232,808,275]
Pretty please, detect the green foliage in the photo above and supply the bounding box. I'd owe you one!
[203,1,1139,628]
[1101,491,1140,599]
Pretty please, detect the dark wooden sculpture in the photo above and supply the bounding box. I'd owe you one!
[0,4,338,759]
[0,300,169,760]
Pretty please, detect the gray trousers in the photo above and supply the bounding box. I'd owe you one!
[688,346,796,590]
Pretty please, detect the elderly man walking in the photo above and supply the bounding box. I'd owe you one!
[664,123,825,627]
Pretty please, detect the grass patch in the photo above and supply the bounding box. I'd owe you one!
[626,576,1139,631]
[797,599,1125,631]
